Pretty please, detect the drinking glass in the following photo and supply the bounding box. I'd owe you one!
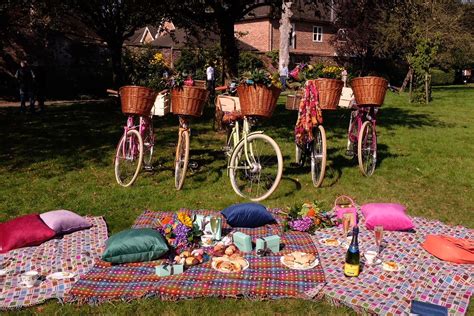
[342,213,352,237]
[374,225,384,254]
[210,216,219,240]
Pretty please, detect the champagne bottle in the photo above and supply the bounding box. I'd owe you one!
[344,226,360,277]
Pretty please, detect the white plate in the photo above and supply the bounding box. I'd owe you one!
[211,258,249,273]
[46,272,76,280]
[280,255,319,270]
[381,262,403,272]
[319,238,341,247]
[365,258,382,266]
[0,269,8,276]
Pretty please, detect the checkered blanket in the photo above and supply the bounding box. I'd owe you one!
[66,209,326,304]
[309,217,473,315]
[0,216,107,310]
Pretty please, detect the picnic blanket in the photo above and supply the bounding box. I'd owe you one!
[66,209,326,304]
[0,216,107,310]
[309,217,474,315]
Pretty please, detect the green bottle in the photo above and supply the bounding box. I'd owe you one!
[344,226,360,277]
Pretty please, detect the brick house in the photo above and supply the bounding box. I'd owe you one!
[235,4,337,63]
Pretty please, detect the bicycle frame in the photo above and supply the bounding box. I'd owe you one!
[118,115,153,160]
[348,105,378,144]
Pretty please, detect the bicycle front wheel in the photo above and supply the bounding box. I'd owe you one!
[229,134,283,201]
[175,130,190,190]
[114,129,143,187]
[310,125,327,188]
[357,121,377,176]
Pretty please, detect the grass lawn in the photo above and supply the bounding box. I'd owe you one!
[0,85,473,315]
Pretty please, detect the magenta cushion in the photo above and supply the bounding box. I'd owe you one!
[0,214,56,253]
[361,203,414,231]
[40,210,92,234]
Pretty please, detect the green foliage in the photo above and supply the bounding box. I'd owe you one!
[240,68,281,89]
[175,47,221,80]
[431,68,455,86]
[122,46,169,90]
[265,50,279,67]
[238,51,264,74]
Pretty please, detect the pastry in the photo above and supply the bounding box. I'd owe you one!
[383,261,399,271]
[325,238,339,246]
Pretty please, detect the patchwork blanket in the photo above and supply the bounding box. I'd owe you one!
[310,217,473,315]
[66,209,326,304]
[0,216,107,310]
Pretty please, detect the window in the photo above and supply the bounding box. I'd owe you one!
[313,26,323,42]
[289,23,296,49]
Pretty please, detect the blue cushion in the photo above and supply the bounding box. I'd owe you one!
[221,203,275,228]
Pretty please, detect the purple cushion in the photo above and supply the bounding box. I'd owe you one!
[40,210,92,234]
[0,214,56,253]
[361,203,414,231]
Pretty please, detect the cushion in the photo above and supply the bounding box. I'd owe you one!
[0,214,56,253]
[102,228,169,264]
[422,235,474,264]
[361,203,414,231]
[221,203,275,228]
[40,210,92,234]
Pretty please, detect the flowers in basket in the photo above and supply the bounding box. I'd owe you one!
[240,69,282,89]
[282,201,336,233]
[156,212,203,253]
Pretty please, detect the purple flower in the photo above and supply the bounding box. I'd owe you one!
[289,216,313,232]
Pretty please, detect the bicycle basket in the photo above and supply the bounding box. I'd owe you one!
[237,84,281,118]
[119,86,157,116]
[171,86,209,117]
[351,76,388,107]
[311,78,344,110]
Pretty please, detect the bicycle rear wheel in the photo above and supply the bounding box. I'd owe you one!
[175,130,190,190]
[357,121,377,176]
[310,125,327,188]
[346,113,358,159]
[114,129,143,187]
[229,134,283,201]
[142,118,154,169]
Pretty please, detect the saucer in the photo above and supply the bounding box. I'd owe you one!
[20,282,35,288]
[364,258,382,266]
[46,272,75,280]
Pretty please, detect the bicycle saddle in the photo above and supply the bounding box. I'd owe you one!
[222,111,243,124]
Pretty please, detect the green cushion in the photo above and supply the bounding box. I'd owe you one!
[102,228,169,264]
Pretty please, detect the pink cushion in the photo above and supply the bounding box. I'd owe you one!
[0,214,56,253]
[40,210,91,234]
[361,203,414,231]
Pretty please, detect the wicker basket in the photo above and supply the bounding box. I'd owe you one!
[312,78,344,110]
[285,92,303,111]
[237,84,281,118]
[119,86,158,116]
[171,86,209,117]
[351,76,388,106]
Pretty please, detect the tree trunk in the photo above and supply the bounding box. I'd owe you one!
[279,1,293,71]
[109,41,124,88]
[218,16,239,79]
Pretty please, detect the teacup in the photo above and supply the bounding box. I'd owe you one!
[364,250,378,265]
[201,234,214,246]
[21,270,39,288]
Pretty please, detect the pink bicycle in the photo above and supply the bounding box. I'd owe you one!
[346,104,379,176]
[108,88,156,187]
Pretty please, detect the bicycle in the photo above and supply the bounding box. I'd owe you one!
[109,87,158,187]
[346,103,378,176]
[216,87,283,201]
[174,115,192,190]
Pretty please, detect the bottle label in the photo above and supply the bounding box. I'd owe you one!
[344,263,360,276]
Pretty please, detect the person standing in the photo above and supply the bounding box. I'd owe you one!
[279,63,288,91]
[15,60,35,113]
[341,68,348,87]
[206,62,215,101]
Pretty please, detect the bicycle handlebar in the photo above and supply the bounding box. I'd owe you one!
[107,89,119,96]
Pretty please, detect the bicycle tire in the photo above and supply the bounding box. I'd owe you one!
[114,129,143,187]
[346,113,358,159]
[311,125,327,188]
[175,130,190,190]
[142,118,154,168]
[357,121,377,176]
[229,133,283,201]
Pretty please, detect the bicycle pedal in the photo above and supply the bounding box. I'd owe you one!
[345,150,354,157]
[143,165,154,171]
[188,162,198,169]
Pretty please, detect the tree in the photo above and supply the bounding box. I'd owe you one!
[63,0,165,86]
[279,1,293,71]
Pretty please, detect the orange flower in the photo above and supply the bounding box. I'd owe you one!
[307,208,316,217]
[161,216,173,225]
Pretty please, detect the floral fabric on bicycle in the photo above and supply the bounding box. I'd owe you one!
[295,81,323,146]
